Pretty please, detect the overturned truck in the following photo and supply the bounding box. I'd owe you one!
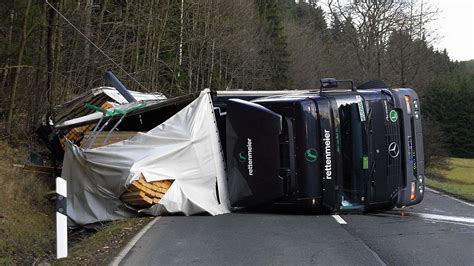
[40,75,424,225]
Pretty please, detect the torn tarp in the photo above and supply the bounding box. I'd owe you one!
[62,89,230,226]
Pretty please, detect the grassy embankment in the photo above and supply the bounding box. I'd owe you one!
[0,141,149,264]
[0,141,55,264]
[427,157,474,202]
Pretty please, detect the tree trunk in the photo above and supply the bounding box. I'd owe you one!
[208,39,215,89]
[46,0,57,109]
[2,8,15,98]
[32,1,47,128]
[54,0,64,100]
[178,0,185,78]
[83,0,93,89]
[120,1,130,67]
[6,0,31,136]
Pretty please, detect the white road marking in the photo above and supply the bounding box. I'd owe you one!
[410,212,474,224]
[423,218,474,227]
[332,215,347,224]
[426,187,474,207]
[110,217,161,266]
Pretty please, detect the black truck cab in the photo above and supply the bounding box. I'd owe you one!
[212,80,424,212]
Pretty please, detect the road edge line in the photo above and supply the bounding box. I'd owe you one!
[337,217,386,265]
[409,212,474,224]
[110,216,161,266]
[332,214,347,224]
[357,238,386,266]
[426,187,474,207]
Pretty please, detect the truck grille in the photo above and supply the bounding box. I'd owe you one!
[385,112,402,197]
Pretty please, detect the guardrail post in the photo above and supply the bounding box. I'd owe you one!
[56,177,68,259]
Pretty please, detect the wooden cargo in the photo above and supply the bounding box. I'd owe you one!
[120,175,174,208]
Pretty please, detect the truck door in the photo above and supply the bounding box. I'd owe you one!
[226,99,285,207]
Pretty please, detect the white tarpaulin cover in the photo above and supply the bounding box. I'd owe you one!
[62,90,230,226]
[100,87,166,103]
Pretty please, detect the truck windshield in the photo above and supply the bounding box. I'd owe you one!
[339,103,366,210]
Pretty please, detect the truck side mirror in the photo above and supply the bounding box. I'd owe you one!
[320,78,356,94]
[320,78,338,89]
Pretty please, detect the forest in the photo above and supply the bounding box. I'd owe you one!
[0,0,473,160]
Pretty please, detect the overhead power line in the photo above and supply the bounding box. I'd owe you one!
[44,0,150,92]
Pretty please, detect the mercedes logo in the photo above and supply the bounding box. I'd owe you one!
[388,142,400,158]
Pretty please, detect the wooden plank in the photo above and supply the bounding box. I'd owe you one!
[151,180,174,189]
[128,182,156,198]
[151,181,164,188]
[121,191,146,199]
[138,178,166,193]
[129,176,173,200]
[137,178,156,190]
[128,182,154,195]
[162,180,173,189]
[121,191,154,205]
[154,191,165,198]
[13,164,61,175]
[154,187,167,194]
[61,123,96,150]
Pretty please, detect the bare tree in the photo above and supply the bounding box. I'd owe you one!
[327,0,438,84]
[6,0,31,136]
[328,0,412,79]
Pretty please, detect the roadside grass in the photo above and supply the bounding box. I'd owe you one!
[0,140,150,264]
[0,141,55,264]
[427,157,474,202]
[57,217,151,265]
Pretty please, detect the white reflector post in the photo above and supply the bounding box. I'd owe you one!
[56,177,68,259]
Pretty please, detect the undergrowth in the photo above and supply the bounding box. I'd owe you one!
[0,141,55,264]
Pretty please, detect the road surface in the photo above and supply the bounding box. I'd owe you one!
[118,189,474,265]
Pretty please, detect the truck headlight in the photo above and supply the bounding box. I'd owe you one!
[405,96,412,114]
[410,181,416,201]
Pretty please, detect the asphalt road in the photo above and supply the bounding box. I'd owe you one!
[119,189,474,265]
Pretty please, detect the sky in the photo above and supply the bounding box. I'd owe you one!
[428,0,474,61]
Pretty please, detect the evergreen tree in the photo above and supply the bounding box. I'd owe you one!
[423,85,474,157]
[257,0,290,90]
[295,1,327,33]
